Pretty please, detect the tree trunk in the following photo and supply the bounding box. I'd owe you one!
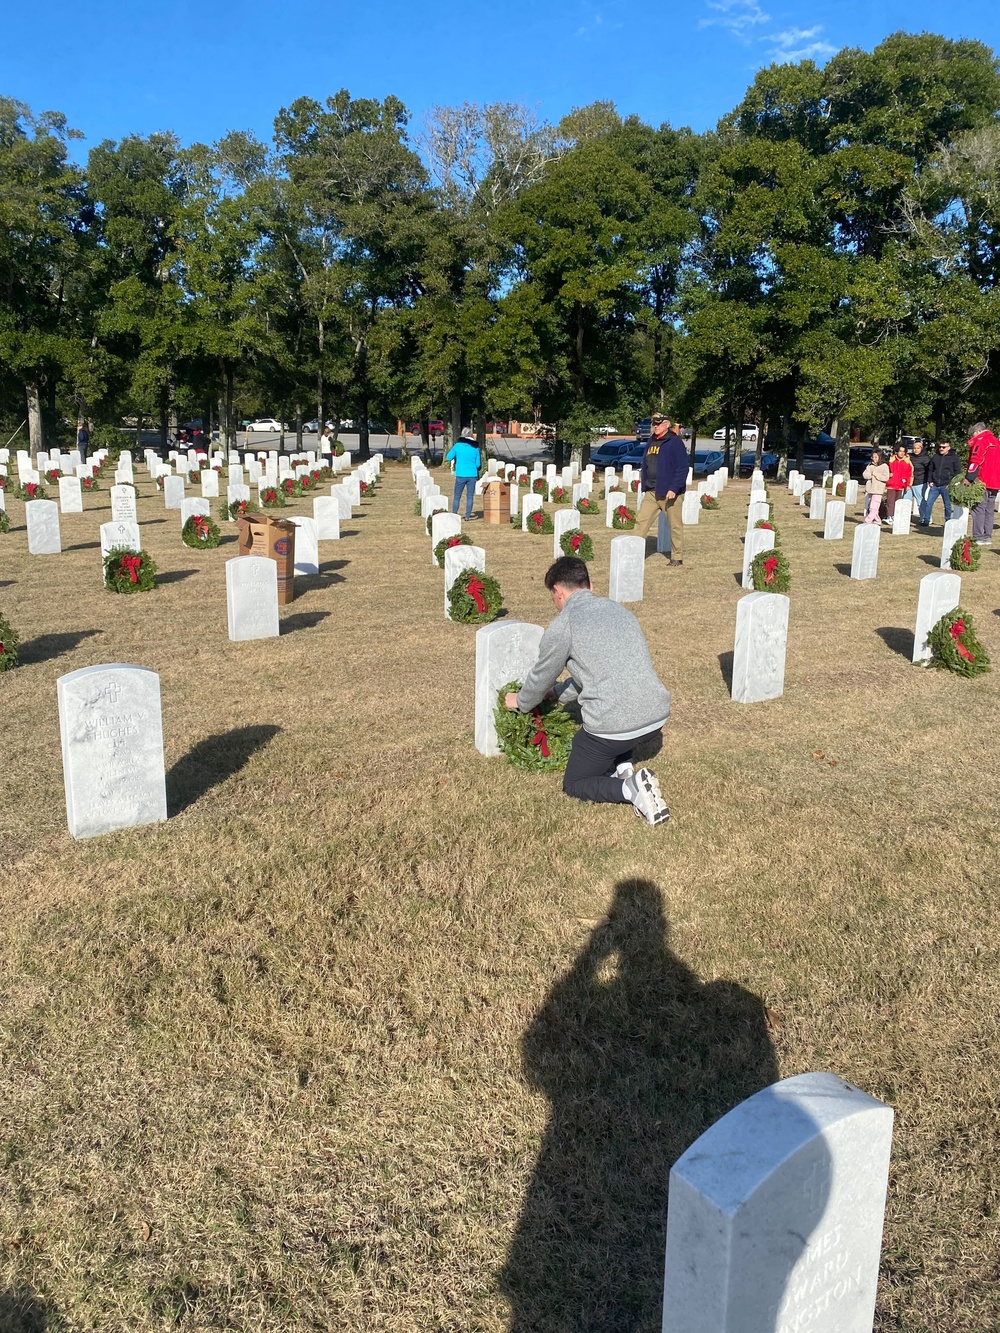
[723,423,732,474]
[831,416,851,475]
[688,421,698,469]
[295,403,303,451]
[225,364,235,451]
[26,383,43,452]
[447,397,461,450]
[734,411,746,477]
[795,423,806,474]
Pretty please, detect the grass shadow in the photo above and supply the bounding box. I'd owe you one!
[18,629,103,666]
[157,569,198,585]
[500,879,777,1332]
[718,649,734,691]
[876,626,914,660]
[0,1287,53,1331]
[281,610,331,633]
[166,723,281,816]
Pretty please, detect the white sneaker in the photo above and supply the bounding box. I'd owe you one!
[623,767,670,826]
[614,761,635,779]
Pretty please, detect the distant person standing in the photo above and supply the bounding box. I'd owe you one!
[919,441,960,526]
[635,414,687,566]
[966,421,1000,544]
[862,449,890,524]
[908,440,929,513]
[885,444,913,519]
[76,421,89,461]
[446,427,481,520]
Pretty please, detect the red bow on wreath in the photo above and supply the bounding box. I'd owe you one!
[447,536,462,548]
[617,506,630,518]
[466,576,487,614]
[763,556,779,585]
[193,515,209,536]
[530,708,551,757]
[120,554,142,584]
[950,618,975,663]
[962,539,971,566]
[570,532,583,551]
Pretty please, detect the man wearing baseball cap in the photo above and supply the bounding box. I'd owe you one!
[635,414,687,565]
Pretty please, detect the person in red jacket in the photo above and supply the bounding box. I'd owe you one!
[967,422,1000,544]
[885,445,914,520]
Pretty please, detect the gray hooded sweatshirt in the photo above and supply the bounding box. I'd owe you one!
[517,589,671,740]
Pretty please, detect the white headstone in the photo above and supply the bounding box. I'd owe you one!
[100,521,141,567]
[662,1071,893,1333]
[200,469,220,498]
[444,544,487,618]
[110,484,138,523]
[26,499,61,554]
[474,621,546,756]
[845,479,859,505]
[553,507,580,558]
[522,494,543,531]
[330,486,352,521]
[344,476,361,506]
[57,664,168,840]
[940,518,965,568]
[312,496,341,541]
[226,483,251,517]
[746,502,770,529]
[180,497,210,530]
[163,475,185,509]
[831,472,844,492]
[289,516,319,574]
[809,487,827,521]
[606,490,626,528]
[798,481,814,507]
[742,527,775,590]
[226,556,280,641]
[422,493,448,521]
[952,505,968,536]
[850,523,880,580]
[682,492,700,525]
[431,511,462,564]
[891,498,912,536]
[823,501,846,540]
[608,535,645,603]
[58,475,83,513]
[509,483,519,518]
[731,591,788,703]
[913,571,962,664]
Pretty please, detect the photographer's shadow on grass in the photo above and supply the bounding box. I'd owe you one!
[0,1286,52,1331]
[501,878,777,1333]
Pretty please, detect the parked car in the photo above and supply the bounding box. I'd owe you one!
[713,425,759,442]
[693,448,725,476]
[590,439,646,468]
[738,450,780,478]
[246,418,284,433]
[595,424,621,436]
[635,417,652,443]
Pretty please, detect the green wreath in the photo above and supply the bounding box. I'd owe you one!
[754,518,781,546]
[493,681,577,772]
[14,481,46,501]
[751,547,791,593]
[0,611,19,670]
[0,512,9,535]
[182,514,222,549]
[426,509,451,535]
[549,485,571,504]
[281,478,302,499]
[949,475,986,508]
[103,546,157,593]
[701,494,719,510]
[559,529,594,560]
[949,537,982,571]
[225,498,260,522]
[611,504,636,530]
[447,568,502,624]
[82,476,99,492]
[45,468,61,483]
[260,487,286,508]
[576,497,600,516]
[833,482,846,498]
[333,443,345,457]
[928,607,990,677]
[434,532,473,566]
[531,477,548,497]
[525,508,554,535]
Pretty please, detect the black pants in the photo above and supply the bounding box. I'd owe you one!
[562,726,662,803]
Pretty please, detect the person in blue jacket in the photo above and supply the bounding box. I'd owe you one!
[446,428,481,520]
[635,414,688,565]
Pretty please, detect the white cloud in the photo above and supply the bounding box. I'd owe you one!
[700,0,771,38]
[765,25,836,62]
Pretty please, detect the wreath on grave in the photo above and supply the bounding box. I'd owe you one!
[425,510,449,535]
[434,532,473,567]
[625,479,640,493]
[493,680,577,772]
[928,606,990,677]
[0,512,9,535]
[549,485,570,504]
[754,518,781,547]
[260,486,285,508]
[0,611,19,670]
[103,546,157,594]
[576,496,600,516]
[751,547,791,593]
[531,477,548,496]
[525,508,554,536]
[701,494,718,510]
[299,473,315,491]
[225,498,260,522]
[82,475,98,491]
[560,530,594,560]
[333,443,345,457]
[949,537,982,571]
[45,468,61,483]
[833,482,846,498]
[949,475,986,508]
[360,479,375,497]
[612,504,636,530]
[15,481,46,501]
[182,514,222,549]
[0,476,6,490]
[447,569,503,624]
[281,477,302,499]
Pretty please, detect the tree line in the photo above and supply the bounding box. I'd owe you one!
[3,30,1000,468]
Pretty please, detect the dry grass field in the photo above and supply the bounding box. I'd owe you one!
[1,460,999,1332]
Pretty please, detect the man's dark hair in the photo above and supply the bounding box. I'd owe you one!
[544,556,591,592]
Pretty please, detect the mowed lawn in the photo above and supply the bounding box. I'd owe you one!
[1,462,999,1332]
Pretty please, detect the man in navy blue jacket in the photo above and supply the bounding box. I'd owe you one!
[635,415,688,565]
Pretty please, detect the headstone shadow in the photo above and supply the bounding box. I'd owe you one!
[500,878,777,1332]
[0,1286,52,1331]
[718,650,734,690]
[917,554,941,567]
[18,628,103,666]
[157,569,198,585]
[280,610,331,633]
[166,723,281,815]
[66,540,101,553]
[876,626,914,659]
[833,562,852,577]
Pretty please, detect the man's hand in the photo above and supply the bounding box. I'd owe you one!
[505,691,520,710]
[665,490,676,501]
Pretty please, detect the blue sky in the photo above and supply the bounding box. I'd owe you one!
[3,0,999,158]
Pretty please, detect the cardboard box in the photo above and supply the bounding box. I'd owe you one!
[482,477,511,525]
[237,513,297,604]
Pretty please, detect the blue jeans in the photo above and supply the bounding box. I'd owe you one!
[920,485,951,525]
[453,475,476,519]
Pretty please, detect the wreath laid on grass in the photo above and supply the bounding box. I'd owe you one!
[15,481,46,501]
[45,468,61,483]
[299,473,315,491]
[525,508,554,536]
[833,482,846,498]
[0,476,6,490]
[448,569,503,624]
[928,607,990,676]
[950,537,981,572]
[560,529,594,560]
[82,475,98,491]
[360,479,376,497]
[549,485,570,503]
[103,546,157,593]
[225,498,259,522]
[493,680,577,772]
[950,475,986,508]
[576,496,600,516]
[531,477,549,497]
[182,514,221,548]
[434,532,473,567]
[260,486,285,508]
[612,504,636,530]
[0,611,19,670]
[754,518,781,546]
[625,479,640,493]
[281,477,301,499]
[701,494,719,510]
[751,547,791,593]
[0,511,9,534]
